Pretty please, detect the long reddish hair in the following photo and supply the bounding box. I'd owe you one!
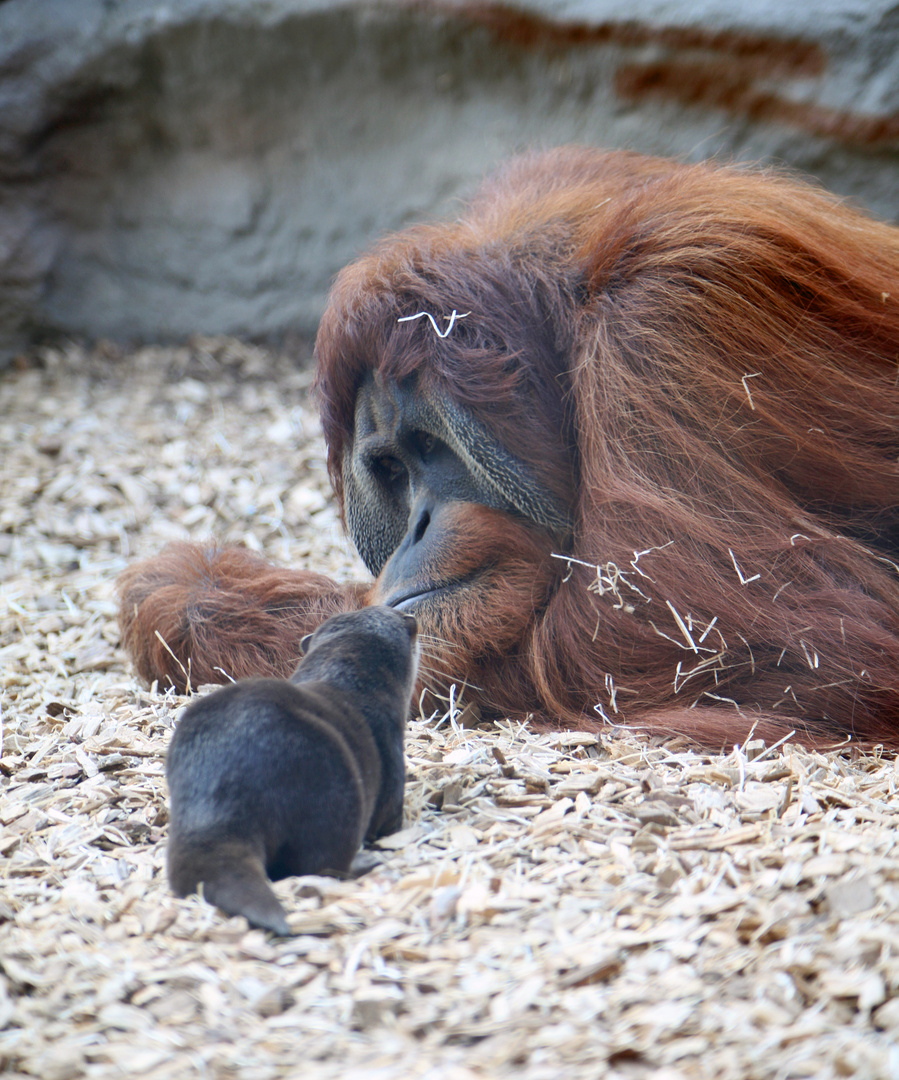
[315,147,899,747]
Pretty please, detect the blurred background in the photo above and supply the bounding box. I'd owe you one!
[2,0,898,363]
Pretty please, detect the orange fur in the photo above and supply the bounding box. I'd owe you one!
[118,542,367,690]
[120,148,899,748]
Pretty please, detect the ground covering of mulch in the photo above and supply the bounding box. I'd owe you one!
[3,339,899,1080]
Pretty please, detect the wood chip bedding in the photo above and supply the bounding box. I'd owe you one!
[2,339,899,1079]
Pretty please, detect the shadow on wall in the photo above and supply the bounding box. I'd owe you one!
[1,0,898,360]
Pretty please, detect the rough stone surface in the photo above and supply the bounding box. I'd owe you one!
[1,0,898,360]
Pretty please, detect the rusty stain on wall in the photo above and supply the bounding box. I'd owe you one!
[444,3,824,73]
[421,1,899,149]
[614,61,899,149]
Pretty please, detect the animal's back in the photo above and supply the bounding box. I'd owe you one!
[166,677,378,933]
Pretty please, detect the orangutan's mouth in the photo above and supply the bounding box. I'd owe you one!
[384,577,473,611]
[385,587,445,611]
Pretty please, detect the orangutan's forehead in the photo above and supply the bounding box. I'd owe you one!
[354,374,438,440]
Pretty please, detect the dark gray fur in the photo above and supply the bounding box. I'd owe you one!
[166,607,419,935]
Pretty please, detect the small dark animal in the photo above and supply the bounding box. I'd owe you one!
[165,606,419,934]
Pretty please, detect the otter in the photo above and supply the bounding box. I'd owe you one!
[165,606,419,935]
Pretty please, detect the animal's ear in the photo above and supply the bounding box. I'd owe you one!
[299,633,313,655]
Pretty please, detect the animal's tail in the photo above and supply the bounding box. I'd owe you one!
[169,841,291,936]
[203,862,291,937]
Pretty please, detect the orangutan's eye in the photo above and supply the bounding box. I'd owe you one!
[410,431,437,459]
[372,455,407,488]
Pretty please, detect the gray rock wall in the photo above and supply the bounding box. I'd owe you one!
[2,0,898,360]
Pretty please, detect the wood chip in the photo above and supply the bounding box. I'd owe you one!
[3,339,899,1079]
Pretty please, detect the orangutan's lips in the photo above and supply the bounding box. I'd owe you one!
[385,577,472,611]
[385,587,445,611]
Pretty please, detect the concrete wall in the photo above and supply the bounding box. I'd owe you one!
[2,0,898,360]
